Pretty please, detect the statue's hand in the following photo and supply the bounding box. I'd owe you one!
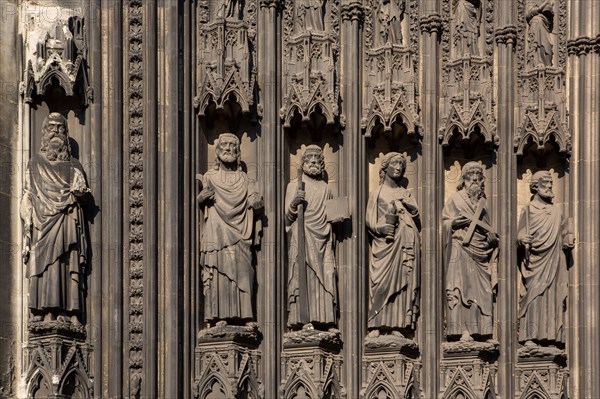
[452,216,470,230]
[290,190,306,210]
[380,223,395,237]
[197,188,215,205]
[249,193,264,210]
[563,234,575,250]
[487,232,499,247]
[22,238,30,264]
[518,233,533,247]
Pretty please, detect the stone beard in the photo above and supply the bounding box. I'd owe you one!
[442,163,497,341]
[20,113,89,322]
[285,146,338,328]
[366,153,420,333]
[198,133,262,324]
[517,172,571,344]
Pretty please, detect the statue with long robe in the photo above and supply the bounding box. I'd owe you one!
[296,0,325,32]
[526,0,555,66]
[443,162,498,342]
[454,0,481,56]
[517,171,573,345]
[285,145,340,329]
[366,153,420,338]
[374,0,405,47]
[20,113,90,325]
[198,133,263,325]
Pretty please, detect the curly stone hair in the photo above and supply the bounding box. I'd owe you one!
[379,152,406,184]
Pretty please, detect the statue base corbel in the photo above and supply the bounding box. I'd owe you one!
[360,335,421,399]
[25,321,93,399]
[439,340,499,399]
[193,321,262,399]
[516,344,569,399]
[280,326,344,398]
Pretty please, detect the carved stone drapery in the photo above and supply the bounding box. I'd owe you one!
[195,0,258,116]
[22,16,91,106]
[281,0,341,127]
[439,0,497,147]
[515,0,570,156]
[362,0,420,137]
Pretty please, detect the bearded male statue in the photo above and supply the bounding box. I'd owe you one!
[20,113,90,325]
[443,162,498,342]
[198,133,263,326]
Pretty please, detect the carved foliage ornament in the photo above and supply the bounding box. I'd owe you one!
[23,16,92,106]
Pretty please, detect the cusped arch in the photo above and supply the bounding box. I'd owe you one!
[27,368,54,398]
[196,69,252,117]
[362,90,420,138]
[283,378,319,399]
[515,112,571,155]
[59,368,92,398]
[365,381,400,399]
[198,373,234,399]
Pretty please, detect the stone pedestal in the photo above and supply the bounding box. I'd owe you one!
[192,323,262,399]
[360,335,420,399]
[280,328,344,399]
[24,321,93,399]
[439,340,499,399]
[516,345,568,399]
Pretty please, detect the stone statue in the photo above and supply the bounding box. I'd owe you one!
[20,113,90,325]
[517,171,573,346]
[198,133,263,326]
[217,0,242,20]
[296,0,325,32]
[443,162,498,342]
[285,145,342,329]
[454,0,481,56]
[366,153,420,338]
[375,0,405,46]
[526,0,555,67]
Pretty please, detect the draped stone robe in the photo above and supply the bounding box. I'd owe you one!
[443,190,495,337]
[285,175,337,327]
[518,199,568,343]
[526,3,554,66]
[366,185,420,330]
[200,169,258,322]
[21,155,88,313]
[455,0,481,56]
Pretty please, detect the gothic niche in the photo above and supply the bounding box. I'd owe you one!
[195,0,258,117]
[439,0,496,149]
[360,107,422,399]
[280,0,341,128]
[515,132,571,399]
[440,129,499,398]
[23,16,91,107]
[280,109,347,398]
[362,0,420,137]
[515,0,570,158]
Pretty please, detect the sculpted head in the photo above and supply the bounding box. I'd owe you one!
[530,170,554,201]
[457,161,485,199]
[302,145,325,179]
[379,152,406,184]
[40,113,71,162]
[214,133,241,169]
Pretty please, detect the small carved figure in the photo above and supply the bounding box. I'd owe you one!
[375,0,405,46]
[454,0,481,56]
[198,133,263,325]
[20,113,90,325]
[217,0,243,20]
[296,0,325,32]
[517,171,573,345]
[443,162,498,342]
[366,153,420,338]
[285,145,343,329]
[526,0,555,67]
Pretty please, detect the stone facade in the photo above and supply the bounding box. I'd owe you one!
[0,0,599,398]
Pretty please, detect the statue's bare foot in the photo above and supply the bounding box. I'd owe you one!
[459,331,474,342]
[367,329,380,338]
[30,315,42,322]
[71,315,82,327]
[57,315,70,323]
[524,340,537,347]
[215,320,227,328]
[302,323,315,331]
[391,330,405,338]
